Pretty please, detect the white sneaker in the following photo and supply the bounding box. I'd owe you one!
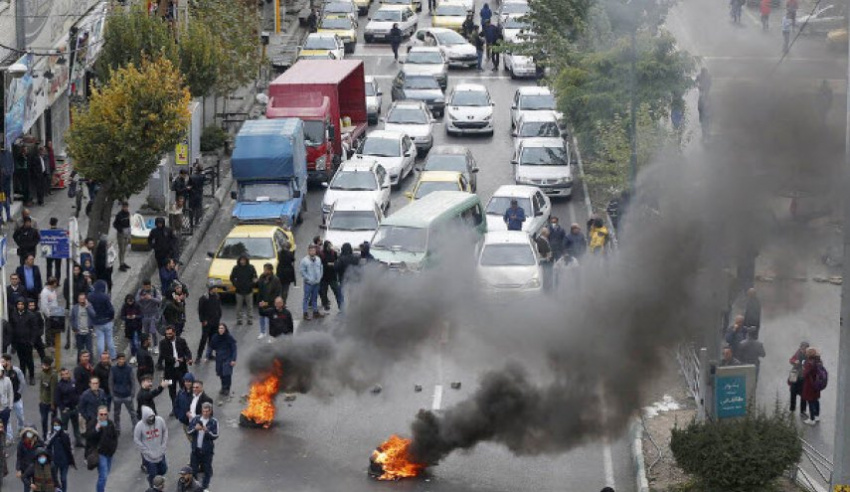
[129,356,137,365]
[257,333,266,340]
[267,337,273,344]
[805,419,817,426]
[813,416,820,423]
[153,347,159,355]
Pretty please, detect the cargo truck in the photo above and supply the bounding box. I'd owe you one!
[230,118,308,225]
[266,59,368,183]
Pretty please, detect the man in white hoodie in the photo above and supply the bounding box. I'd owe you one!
[134,405,169,487]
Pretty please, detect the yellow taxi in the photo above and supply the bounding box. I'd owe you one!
[318,15,358,54]
[431,2,469,31]
[298,32,346,61]
[827,28,848,51]
[404,170,472,202]
[382,0,421,13]
[206,224,294,293]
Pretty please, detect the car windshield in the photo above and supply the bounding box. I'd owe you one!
[387,107,429,124]
[330,171,379,190]
[501,3,529,14]
[360,137,401,157]
[240,183,293,202]
[519,121,561,138]
[304,36,338,50]
[520,146,569,166]
[405,76,440,89]
[519,93,556,110]
[425,154,468,173]
[216,237,275,260]
[406,51,444,64]
[372,225,428,253]
[329,210,379,230]
[373,9,401,20]
[321,18,352,29]
[303,120,326,146]
[415,180,459,199]
[480,243,536,266]
[325,2,353,12]
[434,30,467,45]
[451,90,489,106]
[365,83,377,96]
[436,4,468,15]
[486,197,531,215]
[503,17,530,29]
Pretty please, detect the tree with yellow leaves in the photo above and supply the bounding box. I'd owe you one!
[67,57,191,238]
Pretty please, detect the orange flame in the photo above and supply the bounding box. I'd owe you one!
[371,435,427,480]
[241,361,282,428]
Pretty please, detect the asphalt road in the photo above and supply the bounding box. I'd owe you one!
[10,5,643,492]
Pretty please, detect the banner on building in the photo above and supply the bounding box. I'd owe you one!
[4,53,34,147]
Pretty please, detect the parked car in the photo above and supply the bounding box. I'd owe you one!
[390,71,446,117]
[484,184,551,235]
[409,27,478,68]
[420,145,478,191]
[321,159,391,220]
[512,137,573,197]
[365,5,419,42]
[476,230,543,294]
[365,76,383,125]
[383,100,435,154]
[405,170,472,201]
[321,197,385,250]
[445,83,495,136]
[354,130,417,186]
[401,46,449,90]
[299,33,346,60]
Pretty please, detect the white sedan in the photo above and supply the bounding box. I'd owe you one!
[321,159,391,221]
[322,197,385,251]
[354,130,417,186]
[364,6,418,42]
[484,185,551,236]
[383,100,435,154]
[409,28,477,68]
[477,231,543,293]
[445,83,494,135]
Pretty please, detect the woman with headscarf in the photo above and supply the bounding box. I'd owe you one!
[209,323,237,399]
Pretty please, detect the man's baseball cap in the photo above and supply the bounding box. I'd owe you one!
[179,466,194,475]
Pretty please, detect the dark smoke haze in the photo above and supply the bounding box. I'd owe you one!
[249,83,842,466]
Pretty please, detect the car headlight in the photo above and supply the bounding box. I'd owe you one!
[483,114,492,121]
[449,113,458,121]
[322,203,332,214]
[315,155,327,171]
[525,277,541,288]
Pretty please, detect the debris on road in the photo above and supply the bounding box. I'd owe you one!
[450,382,462,390]
[283,393,297,402]
[414,384,422,392]
[371,384,383,394]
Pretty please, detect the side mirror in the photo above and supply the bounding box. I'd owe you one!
[414,166,423,172]
[405,191,414,199]
[328,125,336,139]
[206,251,215,258]
[535,210,544,217]
[511,130,517,137]
[377,90,383,96]
[510,159,518,165]
[471,168,479,173]
[405,149,415,156]
[511,104,517,110]
[293,190,302,198]
[319,224,328,230]
[230,191,237,200]
[379,116,386,122]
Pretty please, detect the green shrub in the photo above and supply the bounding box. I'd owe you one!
[670,408,801,492]
[200,125,228,152]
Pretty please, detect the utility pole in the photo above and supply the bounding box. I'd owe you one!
[831,9,850,489]
[14,0,25,52]
[628,27,638,196]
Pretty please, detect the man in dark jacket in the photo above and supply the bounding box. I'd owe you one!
[136,375,169,421]
[147,217,178,268]
[319,241,342,312]
[110,353,136,433]
[7,273,26,315]
[15,426,44,484]
[171,169,189,203]
[196,285,222,363]
[86,405,119,492]
[156,326,192,410]
[229,255,257,326]
[187,380,214,422]
[260,297,294,339]
[547,217,567,261]
[28,146,49,205]
[37,357,57,437]
[73,350,95,398]
[136,335,156,383]
[738,328,766,379]
[389,23,402,61]
[78,376,109,424]
[88,280,117,360]
[743,287,761,337]
[564,223,587,259]
[174,373,196,426]
[16,254,42,302]
[113,201,132,271]
[335,243,359,285]
[187,165,205,228]
[187,402,219,489]
[257,263,282,340]
[13,216,40,266]
[54,367,83,447]
[10,299,37,382]
[276,246,296,305]
[93,351,112,406]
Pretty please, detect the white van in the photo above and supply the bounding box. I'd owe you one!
[512,137,572,198]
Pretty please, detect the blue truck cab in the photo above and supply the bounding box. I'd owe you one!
[230,118,308,225]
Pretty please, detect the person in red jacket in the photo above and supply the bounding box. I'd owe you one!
[760,0,771,30]
[801,347,823,425]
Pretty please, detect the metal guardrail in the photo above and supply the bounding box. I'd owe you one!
[790,437,833,492]
[676,343,707,421]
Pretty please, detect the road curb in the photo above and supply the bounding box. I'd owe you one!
[631,416,650,492]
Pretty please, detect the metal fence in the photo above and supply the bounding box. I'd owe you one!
[789,438,833,492]
[676,343,707,421]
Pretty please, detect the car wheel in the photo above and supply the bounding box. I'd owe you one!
[365,35,373,43]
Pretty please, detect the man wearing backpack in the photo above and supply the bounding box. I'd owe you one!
[802,347,827,425]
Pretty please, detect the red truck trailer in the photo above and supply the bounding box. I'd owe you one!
[267,59,368,183]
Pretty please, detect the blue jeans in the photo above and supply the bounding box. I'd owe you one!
[97,454,113,492]
[259,315,268,335]
[129,330,140,357]
[477,51,483,69]
[75,333,93,361]
[302,283,320,314]
[95,321,117,359]
[143,457,168,487]
[12,400,23,436]
[57,463,69,492]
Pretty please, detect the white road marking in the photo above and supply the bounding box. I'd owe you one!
[432,384,443,410]
[293,319,301,336]
[602,440,616,488]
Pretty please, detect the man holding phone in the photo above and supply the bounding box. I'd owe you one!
[156,326,192,415]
